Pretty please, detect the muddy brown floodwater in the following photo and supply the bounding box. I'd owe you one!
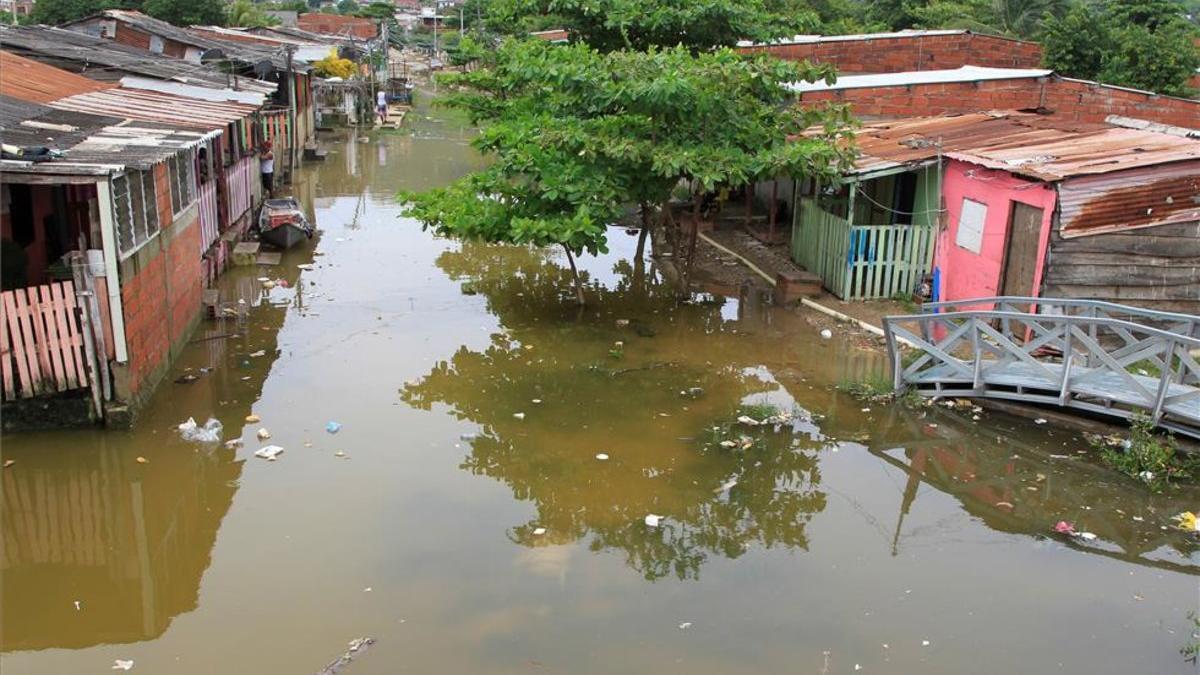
[3,98,1200,675]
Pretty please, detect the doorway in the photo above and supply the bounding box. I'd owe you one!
[999,202,1044,309]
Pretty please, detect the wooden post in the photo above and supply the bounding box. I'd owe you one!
[70,253,104,421]
[768,180,778,240]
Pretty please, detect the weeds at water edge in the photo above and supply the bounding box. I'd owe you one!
[838,376,923,408]
[1089,414,1198,492]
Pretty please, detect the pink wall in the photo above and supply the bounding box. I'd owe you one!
[934,160,1057,306]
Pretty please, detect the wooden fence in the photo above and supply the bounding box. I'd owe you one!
[1,281,90,400]
[793,200,936,301]
[198,179,220,255]
[225,155,255,225]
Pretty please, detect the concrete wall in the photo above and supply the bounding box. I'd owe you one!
[799,76,1200,128]
[933,160,1057,304]
[741,33,1043,73]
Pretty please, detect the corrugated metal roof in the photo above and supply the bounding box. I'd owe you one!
[0,95,213,173]
[62,10,308,73]
[846,112,1200,181]
[0,26,277,95]
[787,65,1051,93]
[1058,163,1200,238]
[48,87,260,129]
[0,50,115,103]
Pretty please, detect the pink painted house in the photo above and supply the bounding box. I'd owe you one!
[933,159,1057,307]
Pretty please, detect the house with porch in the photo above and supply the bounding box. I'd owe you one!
[786,111,1200,314]
[1,54,269,427]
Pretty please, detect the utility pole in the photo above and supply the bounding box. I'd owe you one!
[284,44,298,173]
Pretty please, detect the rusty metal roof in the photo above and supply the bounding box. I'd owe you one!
[1058,163,1200,238]
[0,51,115,103]
[0,26,277,96]
[47,87,260,130]
[847,112,1200,181]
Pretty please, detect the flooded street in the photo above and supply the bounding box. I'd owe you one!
[4,99,1200,674]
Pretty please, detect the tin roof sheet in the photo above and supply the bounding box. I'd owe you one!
[48,87,261,129]
[786,65,1051,93]
[0,26,277,95]
[845,112,1200,181]
[0,50,115,103]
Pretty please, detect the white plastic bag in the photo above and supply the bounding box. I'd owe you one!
[178,417,223,443]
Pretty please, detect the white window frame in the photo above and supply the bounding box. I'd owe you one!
[169,149,197,219]
[113,169,161,260]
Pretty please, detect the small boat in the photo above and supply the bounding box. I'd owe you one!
[258,198,314,249]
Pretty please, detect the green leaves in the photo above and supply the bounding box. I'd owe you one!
[402,37,854,264]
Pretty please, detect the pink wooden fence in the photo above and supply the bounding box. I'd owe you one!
[198,179,219,254]
[225,156,255,225]
[1,281,90,400]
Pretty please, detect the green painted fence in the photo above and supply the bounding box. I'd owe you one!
[793,200,936,301]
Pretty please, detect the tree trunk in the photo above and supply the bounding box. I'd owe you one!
[683,194,701,290]
[634,203,650,294]
[562,244,585,306]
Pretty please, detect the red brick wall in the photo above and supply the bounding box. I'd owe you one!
[113,23,152,51]
[741,33,1043,73]
[112,22,189,58]
[153,163,172,229]
[119,169,202,395]
[799,76,1200,127]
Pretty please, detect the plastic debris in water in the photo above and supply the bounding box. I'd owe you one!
[257,428,272,440]
[334,451,347,458]
[531,399,542,404]
[736,415,760,426]
[921,640,931,647]
[820,329,833,339]
[532,527,546,536]
[679,622,692,630]
[595,453,609,461]
[178,417,223,443]
[644,514,663,527]
[2,460,13,468]
[254,445,284,461]
[112,660,134,671]
[326,421,342,434]
[1174,512,1200,532]
[716,478,738,493]
[136,456,148,464]
[1053,521,1075,534]
[513,412,526,420]
[1076,532,1097,540]
[74,600,81,611]
[1034,418,1047,424]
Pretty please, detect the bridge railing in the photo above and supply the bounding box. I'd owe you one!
[883,309,1200,431]
[920,297,1200,339]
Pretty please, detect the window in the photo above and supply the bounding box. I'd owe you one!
[956,198,987,254]
[113,170,160,258]
[149,35,164,54]
[169,150,196,215]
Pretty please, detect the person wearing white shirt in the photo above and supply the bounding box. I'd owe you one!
[377,90,388,124]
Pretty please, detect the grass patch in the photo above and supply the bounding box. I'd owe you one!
[890,292,920,313]
[837,375,923,407]
[738,402,784,420]
[1089,414,1198,492]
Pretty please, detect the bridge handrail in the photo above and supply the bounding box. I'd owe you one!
[882,309,1200,428]
[884,310,1200,350]
[919,297,1200,338]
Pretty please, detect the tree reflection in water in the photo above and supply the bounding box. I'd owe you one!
[403,241,828,580]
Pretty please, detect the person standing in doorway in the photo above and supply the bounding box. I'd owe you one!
[377,89,389,125]
[260,145,274,198]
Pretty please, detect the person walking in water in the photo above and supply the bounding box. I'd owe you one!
[260,145,274,198]
[377,89,389,125]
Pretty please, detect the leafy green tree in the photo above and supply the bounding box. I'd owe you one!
[336,0,358,14]
[1043,0,1199,96]
[900,0,1069,37]
[30,0,132,25]
[142,0,226,25]
[1039,2,1106,76]
[485,0,805,52]
[354,1,393,19]
[400,39,853,304]
[228,0,281,26]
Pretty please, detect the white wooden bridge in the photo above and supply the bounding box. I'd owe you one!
[882,297,1200,438]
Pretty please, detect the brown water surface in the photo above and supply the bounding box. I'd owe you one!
[3,101,1199,675]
